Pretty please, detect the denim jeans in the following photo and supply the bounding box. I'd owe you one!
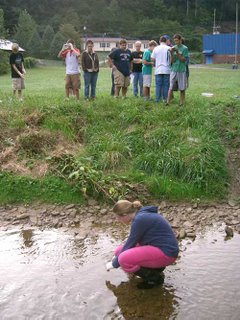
[155,74,170,102]
[83,71,98,98]
[133,72,143,97]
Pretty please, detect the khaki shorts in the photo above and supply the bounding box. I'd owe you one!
[113,69,130,88]
[12,78,25,90]
[143,75,152,87]
[65,74,81,90]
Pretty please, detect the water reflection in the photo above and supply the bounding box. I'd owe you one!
[0,226,239,320]
[106,279,178,320]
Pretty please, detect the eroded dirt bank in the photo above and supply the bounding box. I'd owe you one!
[1,200,240,238]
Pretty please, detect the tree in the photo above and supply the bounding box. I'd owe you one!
[62,9,80,30]
[0,9,7,38]
[41,25,55,58]
[14,10,37,51]
[49,31,65,58]
[59,24,82,48]
[27,29,42,57]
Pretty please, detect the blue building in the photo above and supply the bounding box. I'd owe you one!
[203,33,240,64]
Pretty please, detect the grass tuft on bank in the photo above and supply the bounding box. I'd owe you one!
[0,64,240,203]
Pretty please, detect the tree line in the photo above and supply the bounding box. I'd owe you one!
[0,0,238,59]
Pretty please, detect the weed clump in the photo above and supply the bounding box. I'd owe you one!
[17,130,56,155]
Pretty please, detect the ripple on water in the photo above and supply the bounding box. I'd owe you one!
[0,227,239,320]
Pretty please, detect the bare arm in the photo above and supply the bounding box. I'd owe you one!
[12,64,24,78]
[143,59,153,65]
[108,56,116,70]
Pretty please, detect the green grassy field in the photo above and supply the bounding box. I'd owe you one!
[0,63,240,204]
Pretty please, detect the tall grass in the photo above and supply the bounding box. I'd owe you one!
[0,63,240,202]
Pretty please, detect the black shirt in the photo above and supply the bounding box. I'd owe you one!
[132,51,143,72]
[10,52,24,78]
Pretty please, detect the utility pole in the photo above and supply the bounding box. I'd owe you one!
[213,9,220,34]
[234,2,239,68]
[195,0,197,18]
[186,0,189,17]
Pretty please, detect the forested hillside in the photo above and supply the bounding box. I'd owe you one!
[0,0,238,56]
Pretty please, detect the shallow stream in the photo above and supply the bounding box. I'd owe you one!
[0,225,239,320]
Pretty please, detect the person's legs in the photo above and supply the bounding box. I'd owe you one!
[133,72,138,97]
[118,245,176,273]
[122,86,128,97]
[139,72,143,97]
[113,69,124,98]
[90,72,98,98]
[155,74,160,102]
[72,74,80,100]
[180,90,185,105]
[155,74,162,102]
[167,89,173,104]
[111,71,115,96]
[83,71,90,99]
[114,86,121,97]
[163,74,170,101]
[65,75,71,99]
[17,90,22,99]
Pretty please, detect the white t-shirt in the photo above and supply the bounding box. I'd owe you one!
[151,43,171,75]
[64,50,80,75]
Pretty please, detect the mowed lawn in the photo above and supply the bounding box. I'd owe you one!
[0,62,239,101]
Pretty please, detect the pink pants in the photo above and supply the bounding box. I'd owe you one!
[114,244,177,273]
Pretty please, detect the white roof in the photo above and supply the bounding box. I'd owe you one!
[81,37,149,43]
[0,39,25,51]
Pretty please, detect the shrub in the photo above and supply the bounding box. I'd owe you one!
[0,50,9,75]
[24,56,37,68]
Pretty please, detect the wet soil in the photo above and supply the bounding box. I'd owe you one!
[1,199,240,238]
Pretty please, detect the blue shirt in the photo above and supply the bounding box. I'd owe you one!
[112,206,179,268]
[109,48,133,76]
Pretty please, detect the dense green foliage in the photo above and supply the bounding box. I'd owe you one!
[0,64,239,204]
[0,0,238,58]
[0,50,8,74]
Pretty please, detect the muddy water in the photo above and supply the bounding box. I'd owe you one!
[0,225,239,320]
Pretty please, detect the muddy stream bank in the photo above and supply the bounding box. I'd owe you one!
[0,201,240,320]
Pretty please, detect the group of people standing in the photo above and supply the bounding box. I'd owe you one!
[9,34,189,106]
[108,34,189,106]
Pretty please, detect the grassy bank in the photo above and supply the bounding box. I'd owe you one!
[0,63,240,204]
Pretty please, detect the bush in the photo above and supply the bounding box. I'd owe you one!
[190,52,204,64]
[0,50,9,75]
[24,56,37,68]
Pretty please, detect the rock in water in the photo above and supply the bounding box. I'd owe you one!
[225,225,234,237]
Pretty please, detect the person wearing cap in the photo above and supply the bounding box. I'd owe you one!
[58,39,81,100]
[151,35,171,103]
[106,200,179,289]
[9,43,26,101]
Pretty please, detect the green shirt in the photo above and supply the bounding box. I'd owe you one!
[171,44,189,73]
[142,49,152,75]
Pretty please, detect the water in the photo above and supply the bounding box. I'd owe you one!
[0,225,239,320]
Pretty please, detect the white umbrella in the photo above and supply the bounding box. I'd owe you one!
[0,39,25,51]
